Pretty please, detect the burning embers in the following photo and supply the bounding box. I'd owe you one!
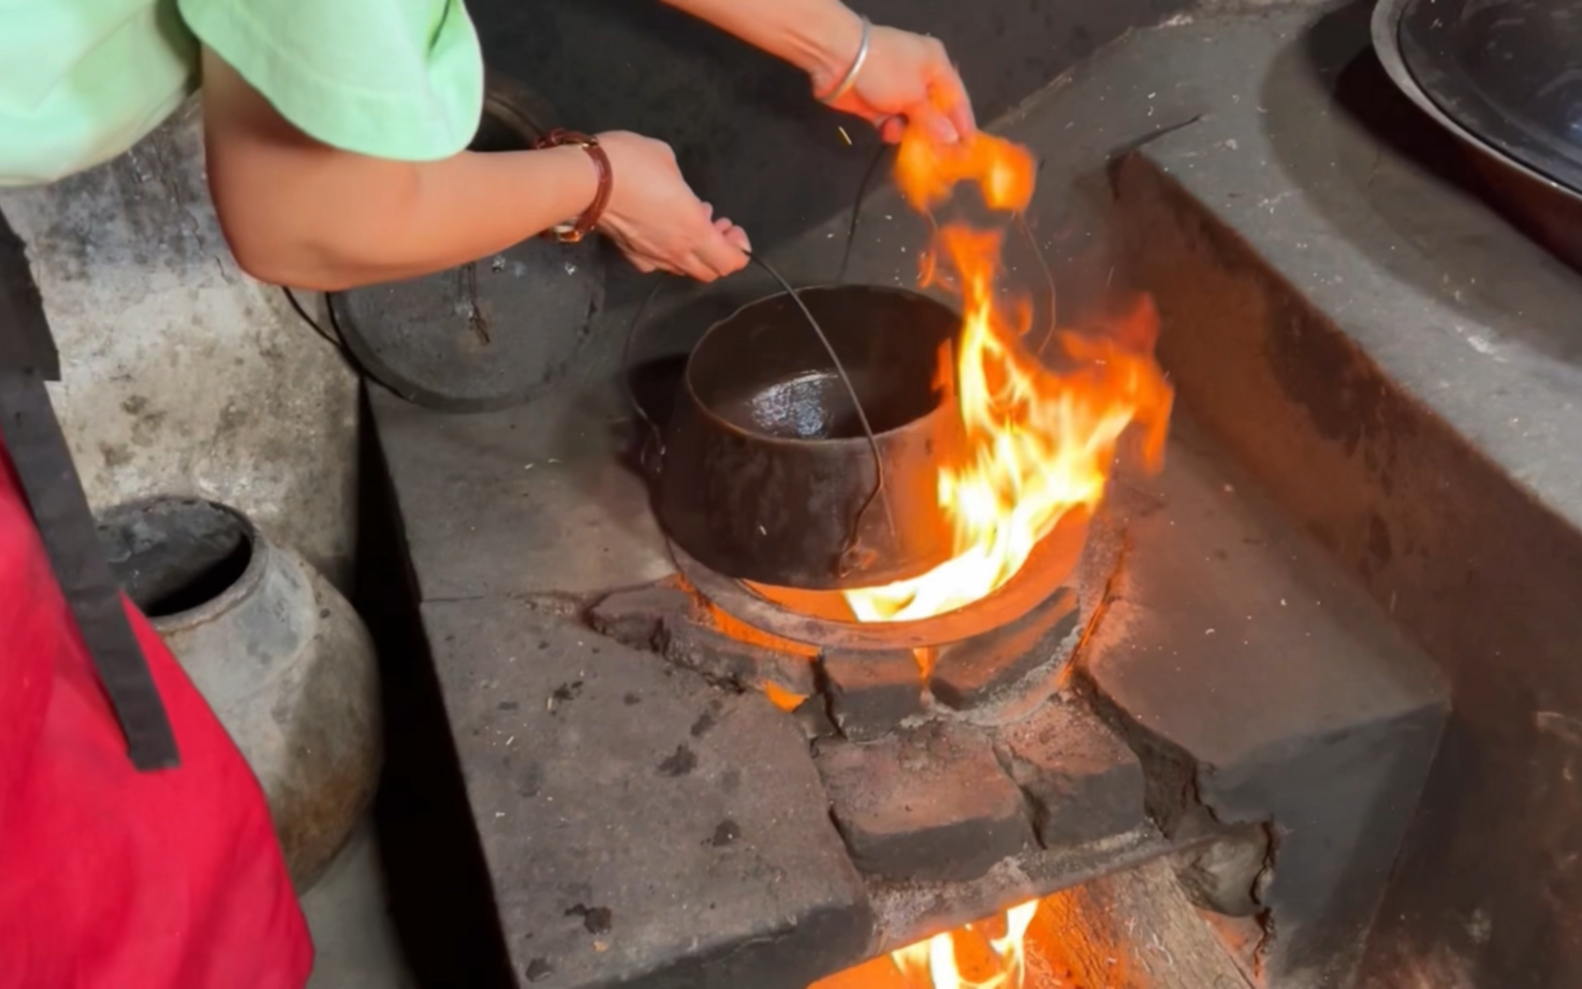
[890,901,1040,988]
[845,123,1173,624]
[810,898,1052,988]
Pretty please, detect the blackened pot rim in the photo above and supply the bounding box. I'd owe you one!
[669,507,1091,651]
[680,283,962,450]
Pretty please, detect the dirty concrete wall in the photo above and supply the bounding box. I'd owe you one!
[0,103,359,587]
[473,0,1195,257]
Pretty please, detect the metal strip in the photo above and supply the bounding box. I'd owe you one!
[0,212,178,773]
[0,214,58,380]
[0,372,180,772]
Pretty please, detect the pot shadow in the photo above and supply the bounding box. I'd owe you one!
[1256,0,1582,370]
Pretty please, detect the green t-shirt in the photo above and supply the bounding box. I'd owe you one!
[0,0,484,187]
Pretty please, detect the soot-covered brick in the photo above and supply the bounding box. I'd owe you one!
[822,649,925,742]
[817,721,1032,882]
[930,588,1080,711]
[995,694,1146,849]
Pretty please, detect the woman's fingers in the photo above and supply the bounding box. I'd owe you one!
[717,219,752,253]
[837,26,976,145]
[929,62,976,140]
[681,255,719,283]
[909,103,959,146]
[692,226,750,280]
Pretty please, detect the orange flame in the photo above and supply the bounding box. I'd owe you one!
[844,126,1173,625]
[894,130,1037,214]
[890,900,1041,988]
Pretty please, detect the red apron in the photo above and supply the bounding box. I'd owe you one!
[0,444,314,987]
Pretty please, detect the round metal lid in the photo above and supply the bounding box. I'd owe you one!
[327,72,606,413]
[1397,0,1582,195]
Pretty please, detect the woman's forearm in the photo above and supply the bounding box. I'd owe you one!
[221,147,597,291]
[661,0,864,93]
[200,49,597,291]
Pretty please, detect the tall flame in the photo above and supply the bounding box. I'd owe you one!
[844,126,1173,625]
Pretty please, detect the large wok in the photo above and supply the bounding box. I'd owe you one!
[1373,0,1582,270]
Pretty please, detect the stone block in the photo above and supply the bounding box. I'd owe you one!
[1077,433,1448,986]
[930,588,1080,711]
[822,650,925,742]
[817,721,1033,883]
[994,694,1146,849]
[369,385,674,603]
[1170,824,1270,918]
[792,696,839,742]
[422,600,874,989]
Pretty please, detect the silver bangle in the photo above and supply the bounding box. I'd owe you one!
[820,16,871,104]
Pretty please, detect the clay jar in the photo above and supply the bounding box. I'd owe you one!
[97,498,381,892]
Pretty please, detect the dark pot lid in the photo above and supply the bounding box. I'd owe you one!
[1397,0,1582,196]
[327,70,606,413]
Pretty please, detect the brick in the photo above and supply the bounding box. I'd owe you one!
[817,721,1033,882]
[931,588,1080,711]
[994,695,1146,849]
[822,650,925,742]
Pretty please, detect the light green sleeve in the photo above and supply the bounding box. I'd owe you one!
[176,0,484,161]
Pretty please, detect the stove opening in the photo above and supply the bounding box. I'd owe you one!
[816,900,1040,988]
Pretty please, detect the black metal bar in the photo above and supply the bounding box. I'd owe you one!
[0,211,178,773]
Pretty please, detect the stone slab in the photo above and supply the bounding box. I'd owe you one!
[1079,7,1582,983]
[370,384,673,604]
[996,693,1146,849]
[816,721,1033,883]
[822,650,926,742]
[1078,423,1447,988]
[1081,430,1446,771]
[421,598,873,989]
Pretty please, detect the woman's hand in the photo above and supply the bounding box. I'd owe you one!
[658,1,975,146]
[818,23,976,145]
[595,131,751,282]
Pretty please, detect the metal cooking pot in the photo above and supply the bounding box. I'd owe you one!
[657,284,963,591]
[1373,0,1582,270]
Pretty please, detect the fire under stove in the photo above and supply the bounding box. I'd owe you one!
[359,4,1471,988]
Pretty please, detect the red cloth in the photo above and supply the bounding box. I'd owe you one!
[0,445,313,988]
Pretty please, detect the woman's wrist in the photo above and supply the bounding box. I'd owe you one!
[662,0,864,92]
[529,134,613,241]
[533,143,603,228]
[794,4,867,96]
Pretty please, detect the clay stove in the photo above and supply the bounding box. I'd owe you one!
[372,385,1446,989]
[362,12,1451,987]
